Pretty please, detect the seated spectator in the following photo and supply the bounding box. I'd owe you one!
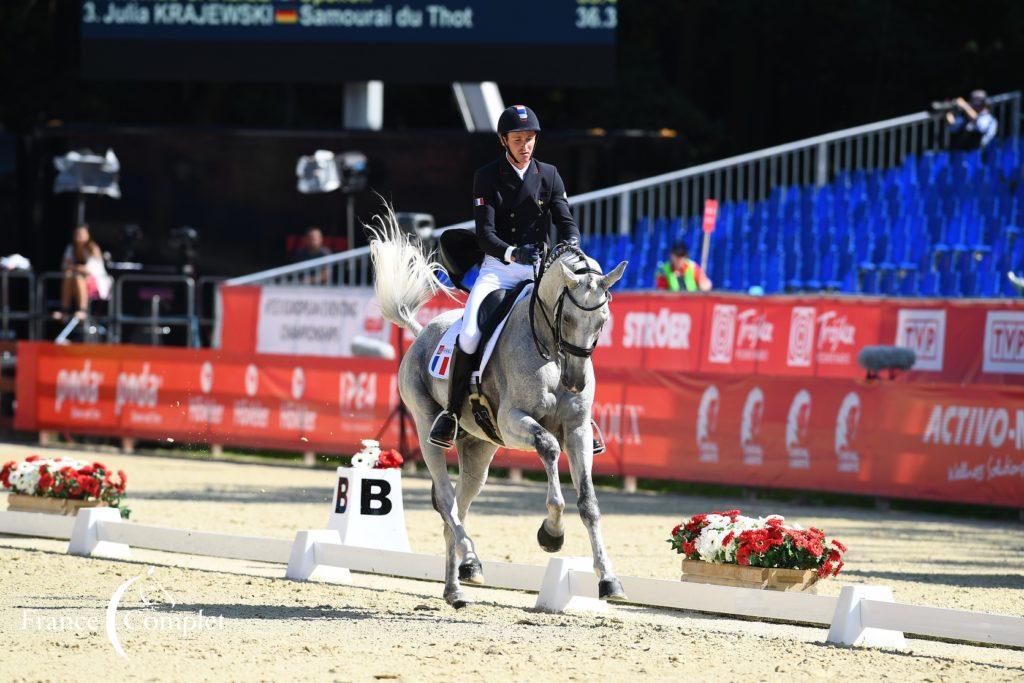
[292,226,331,262]
[946,89,998,152]
[655,243,712,292]
[54,224,112,321]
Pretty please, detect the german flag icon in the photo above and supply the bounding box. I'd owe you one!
[275,8,299,24]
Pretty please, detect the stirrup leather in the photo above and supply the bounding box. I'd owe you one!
[469,372,503,444]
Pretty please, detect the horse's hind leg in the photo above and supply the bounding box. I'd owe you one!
[453,436,498,585]
[417,423,479,609]
[563,420,626,601]
[503,409,566,553]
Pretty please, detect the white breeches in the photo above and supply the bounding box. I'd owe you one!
[458,255,534,354]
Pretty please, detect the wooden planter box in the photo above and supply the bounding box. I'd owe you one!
[6,494,106,516]
[681,559,819,593]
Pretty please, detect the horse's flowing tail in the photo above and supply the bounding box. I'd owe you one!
[367,207,454,338]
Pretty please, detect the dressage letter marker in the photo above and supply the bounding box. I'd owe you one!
[326,466,411,552]
[335,477,349,514]
[360,479,393,516]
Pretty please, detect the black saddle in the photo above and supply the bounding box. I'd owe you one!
[476,280,532,353]
[438,228,483,293]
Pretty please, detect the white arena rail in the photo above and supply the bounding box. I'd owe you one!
[0,509,75,539]
[2,507,1022,650]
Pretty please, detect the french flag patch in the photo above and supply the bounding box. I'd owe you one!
[514,105,528,120]
[429,344,454,379]
[474,197,486,206]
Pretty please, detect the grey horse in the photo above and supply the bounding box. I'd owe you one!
[369,213,628,609]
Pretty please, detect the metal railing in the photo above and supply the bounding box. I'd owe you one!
[225,247,374,288]
[34,271,116,343]
[1,269,35,341]
[224,91,1021,287]
[113,274,199,347]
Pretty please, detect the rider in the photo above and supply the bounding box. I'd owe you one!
[429,104,591,449]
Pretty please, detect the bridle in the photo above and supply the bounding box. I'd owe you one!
[528,243,612,362]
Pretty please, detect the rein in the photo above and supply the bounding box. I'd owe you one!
[528,243,612,362]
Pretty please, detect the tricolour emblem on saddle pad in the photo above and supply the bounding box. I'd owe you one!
[429,342,454,379]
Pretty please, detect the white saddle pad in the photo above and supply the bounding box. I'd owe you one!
[428,285,532,380]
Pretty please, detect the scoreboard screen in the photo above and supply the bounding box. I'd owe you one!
[80,0,617,85]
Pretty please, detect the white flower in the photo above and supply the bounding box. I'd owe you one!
[360,439,379,450]
[350,453,372,469]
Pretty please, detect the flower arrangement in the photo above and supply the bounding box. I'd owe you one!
[1,455,129,517]
[668,509,846,578]
[349,440,404,470]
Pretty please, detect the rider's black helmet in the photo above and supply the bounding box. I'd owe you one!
[497,105,541,136]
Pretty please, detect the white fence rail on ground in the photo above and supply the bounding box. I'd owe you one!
[0,509,75,539]
[2,508,1023,650]
[99,522,293,564]
[223,92,1021,290]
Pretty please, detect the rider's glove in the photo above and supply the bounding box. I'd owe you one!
[512,244,540,265]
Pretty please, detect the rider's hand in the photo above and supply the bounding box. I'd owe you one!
[512,245,540,264]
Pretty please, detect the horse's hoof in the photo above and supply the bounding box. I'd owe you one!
[537,522,565,553]
[459,558,485,585]
[446,591,471,609]
[598,578,627,601]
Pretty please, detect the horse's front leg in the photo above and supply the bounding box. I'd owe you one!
[503,408,566,552]
[563,419,626,601]
[416,423,479,609]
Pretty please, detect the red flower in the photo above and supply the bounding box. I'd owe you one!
[373,449,404,469]
[38,472,54,492]
[25,455,40,462]
[670,524,682,537]
[736,545,752,566]
[766,517,784,528]
[0,461,15,488]
[831,539,847,553]
[722,531,735,546]
[117,470,128,487]
[681,541,697,557]
[76,475,98,498]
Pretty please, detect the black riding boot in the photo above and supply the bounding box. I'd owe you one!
[428,346,476,449]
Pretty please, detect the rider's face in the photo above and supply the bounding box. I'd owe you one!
[504,132,537,164]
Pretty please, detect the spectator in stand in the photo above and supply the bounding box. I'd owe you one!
[53,224,112,321]
[291,226,332,284]
[292,226,331,262]
[946,89,998,152]
[655,242,712,292]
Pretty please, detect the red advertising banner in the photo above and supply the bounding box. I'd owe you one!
[218,285,1024,386]
[16,341,1024,508]
[16,342,399,455]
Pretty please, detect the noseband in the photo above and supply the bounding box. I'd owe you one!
[529,244,612,362]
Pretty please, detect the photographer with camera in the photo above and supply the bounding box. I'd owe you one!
[939,89,998,152]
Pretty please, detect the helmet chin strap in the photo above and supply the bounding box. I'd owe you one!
[501,135,522,165]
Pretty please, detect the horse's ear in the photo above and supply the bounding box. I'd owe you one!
[599,261,628,289]
[559,261,582,288]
